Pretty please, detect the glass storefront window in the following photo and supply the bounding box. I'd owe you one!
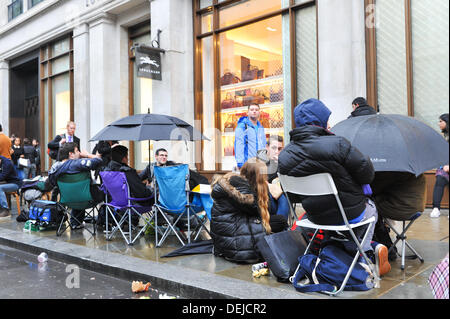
[201,36,215,170]
[52,38,70,57]
[375,1,408,115]
[201,12,213,33]
[52,73,71,136]
[199,0,212,9]
[295,4,317,104]
[52,55,70,74]
[219,0,282,29]
[411,0,449,130]
[219,15,284,170]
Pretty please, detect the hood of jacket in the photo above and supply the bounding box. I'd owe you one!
[213,173,255,206]
[237,116,262,129]
[294,98,331,129]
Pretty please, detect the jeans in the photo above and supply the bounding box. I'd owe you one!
[0,183,20,209]
[358,199,378,252]
[268,193,290,218]
[432,175,449,209]
[23,163,37,179]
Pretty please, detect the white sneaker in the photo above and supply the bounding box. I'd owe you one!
[430,208,441,218]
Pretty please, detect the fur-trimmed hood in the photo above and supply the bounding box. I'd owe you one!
[212,172,255,205]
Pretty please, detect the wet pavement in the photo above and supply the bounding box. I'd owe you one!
[0,244,178,299]
[0,199,448,299]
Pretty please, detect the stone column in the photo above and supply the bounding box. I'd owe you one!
[73,23,90,151]
[150,0,194,165]
[0,60,9,134]
[87,13,119,149]
[317,0,366,125]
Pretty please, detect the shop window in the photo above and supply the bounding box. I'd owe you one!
[40,34,73,170]
[8,0,23,21]
[219,15,284,170]
[375,0,408,115]
[295,5,317,104]
[369,0,449,130]
[219,0,282,29]
[410,0,449,128]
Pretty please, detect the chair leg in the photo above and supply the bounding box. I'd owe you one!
[15,194,21,216]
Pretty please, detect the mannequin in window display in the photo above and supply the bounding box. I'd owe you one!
[234,103,266,170]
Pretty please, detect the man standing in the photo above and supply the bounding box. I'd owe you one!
[0,124,12,160]
[48,142,102,228]
[0,155,23,218]
[48,121,80,161]
[278,98,390,276]
[234,103,266,169]
[348,97,377,118]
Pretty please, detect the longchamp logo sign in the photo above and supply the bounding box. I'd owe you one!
[135,45,162,80]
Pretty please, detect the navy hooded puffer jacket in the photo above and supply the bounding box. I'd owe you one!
[278,99,375,225]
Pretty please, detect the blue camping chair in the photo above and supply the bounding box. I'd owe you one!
[99,171,154,245]
[152,164,210,247]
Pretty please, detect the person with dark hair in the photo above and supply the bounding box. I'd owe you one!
[32,138,41,175]
[348,97,377,118]
[11,137,25,180]
[0,124,12,160]
[278,98,390,276]
[138,148,177,185]
[48,142,103,228]
[430,113,449,218]
[104,145,153,207]
[22,138,38,179]
[234,103,267,169]
[91,140,119,179]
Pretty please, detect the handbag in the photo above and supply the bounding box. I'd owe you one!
[256,229,308,282]
[242,65,259,82]
[292,243,375,293]
[220,72,240,86]
[18,157,31,168]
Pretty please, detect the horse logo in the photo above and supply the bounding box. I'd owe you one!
[140,56,159,68]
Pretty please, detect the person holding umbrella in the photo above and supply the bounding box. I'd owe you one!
[430,113,449,218]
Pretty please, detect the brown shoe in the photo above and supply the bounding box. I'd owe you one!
[375,243,391,276]
[0,208,11,218]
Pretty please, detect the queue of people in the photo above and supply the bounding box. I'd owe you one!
[0,100,448,287]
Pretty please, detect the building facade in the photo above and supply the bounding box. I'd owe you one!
[0,0,448,204]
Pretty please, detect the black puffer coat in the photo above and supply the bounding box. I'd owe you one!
[278,125,375,225]
[210,173,266,263]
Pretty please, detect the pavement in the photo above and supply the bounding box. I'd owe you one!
[0,199,448,300]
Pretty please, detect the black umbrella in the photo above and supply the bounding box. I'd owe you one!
[331,114,449,176]
[161,239,213,258]
[90,113,209,142]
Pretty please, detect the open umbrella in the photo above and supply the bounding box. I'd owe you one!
[90,113,208,142]
[331,114,449,176]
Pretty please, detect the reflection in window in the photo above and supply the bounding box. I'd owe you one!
[219,16,284,170]
[52,73,70,136]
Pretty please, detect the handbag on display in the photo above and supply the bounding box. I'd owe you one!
[242,65,259,82]
[259,111,270,128]
[256,230,308,282]
[252,89,265,105]
[223,114,236,130]
[221,92,240,109]
[220,72,240,86]
[269,110,284,128]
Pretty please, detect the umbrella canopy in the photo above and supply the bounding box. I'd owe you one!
[331,114,449,176]
[89,113,209,142]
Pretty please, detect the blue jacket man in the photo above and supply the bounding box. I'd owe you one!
[0,155,23,217]
[234,104,266,169]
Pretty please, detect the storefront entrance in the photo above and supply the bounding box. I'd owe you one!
[9,56,40,143]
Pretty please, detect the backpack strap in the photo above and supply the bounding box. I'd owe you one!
[292,257,337,293]
[243,123,248,163]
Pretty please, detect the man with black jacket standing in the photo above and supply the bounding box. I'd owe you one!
[278,98,390,276]
[348,97,377,118]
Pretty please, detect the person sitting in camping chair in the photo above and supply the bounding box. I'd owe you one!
[103,145,154,227]
[48,142,104,229]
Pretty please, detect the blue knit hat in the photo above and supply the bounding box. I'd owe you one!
[294,98,331,129]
